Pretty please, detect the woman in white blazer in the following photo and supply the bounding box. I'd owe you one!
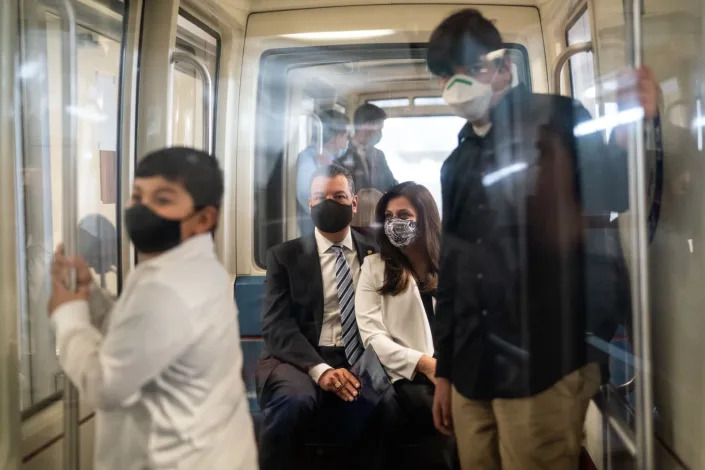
[355,182,456,469]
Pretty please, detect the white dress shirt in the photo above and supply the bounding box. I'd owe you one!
[355,254,435,383]
[51,234,257,470]
[308,228,361,383]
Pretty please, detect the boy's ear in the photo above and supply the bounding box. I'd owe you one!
[197,206,220,233]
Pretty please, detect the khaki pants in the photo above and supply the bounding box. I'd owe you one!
[451,363,601,470]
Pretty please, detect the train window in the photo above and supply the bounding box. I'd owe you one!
[377,115,466,213]
[17,0,126,414]
[171,12,220,152]
[253,43,531,266]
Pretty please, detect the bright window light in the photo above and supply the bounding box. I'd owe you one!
[367,98,409,108]
[377,115,466,214]
[280,30,396,41]
[414,97,445,106]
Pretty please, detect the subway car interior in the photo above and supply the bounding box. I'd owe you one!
[1,0,704,469]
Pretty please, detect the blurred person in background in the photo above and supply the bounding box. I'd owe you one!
[335,103,397,193]
[297,109,350,234]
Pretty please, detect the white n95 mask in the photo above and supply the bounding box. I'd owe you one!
[442,74,494,122]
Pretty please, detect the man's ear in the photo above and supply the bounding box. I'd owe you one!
[351,194,359,214]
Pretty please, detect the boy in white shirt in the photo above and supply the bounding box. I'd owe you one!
[49,147,257,470]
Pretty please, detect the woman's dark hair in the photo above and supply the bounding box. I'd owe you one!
[376,182,441,296]
[427,8,504,78]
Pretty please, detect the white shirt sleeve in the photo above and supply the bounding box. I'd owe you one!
[87,284,116,334]
[52,282,194,410]
[355,259,424,381]
[308,363,333,385]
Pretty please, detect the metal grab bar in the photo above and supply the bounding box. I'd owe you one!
[47,0,80,468]
[550,42,593,95]
[625,0,654,467]
[304,112,323,155]
[171,51,213,154]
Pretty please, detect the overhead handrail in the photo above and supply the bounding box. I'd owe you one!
[550,42,593,95]
[48,0,81,469]
[171,50,213,154]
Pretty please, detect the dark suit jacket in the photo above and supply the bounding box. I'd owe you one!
[257,229,378,390]
[334,146,397,193]
[435,84,631,400]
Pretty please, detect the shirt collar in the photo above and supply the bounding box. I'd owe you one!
[314,228,354,255]
[137,233,216,270]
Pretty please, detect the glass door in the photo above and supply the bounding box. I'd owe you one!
[16,0,127,466]
[613,0,705,468]
[555,1,660,468]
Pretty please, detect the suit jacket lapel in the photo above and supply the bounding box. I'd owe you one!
[351,229,375,264]
[300,234,324,338]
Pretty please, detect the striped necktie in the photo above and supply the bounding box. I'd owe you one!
[331,244,364,365]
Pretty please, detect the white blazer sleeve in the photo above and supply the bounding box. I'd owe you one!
[52,282,194,410]
[355,258,424,381]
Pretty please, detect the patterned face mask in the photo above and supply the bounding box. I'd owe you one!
[384,217,419,248]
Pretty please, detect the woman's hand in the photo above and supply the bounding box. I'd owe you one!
[417,354,437,384]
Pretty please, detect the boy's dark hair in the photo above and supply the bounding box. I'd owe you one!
[320,109,350,143]
[353,103,387,130]
[427,9,504,77]
[309,163,356,196]
[135,147,224,210]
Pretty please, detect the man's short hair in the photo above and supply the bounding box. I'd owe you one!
[135,147,224,210]
[427,9,504,78]
[320,109,350,144]
[310,163,356,196]
[353,103,387,130]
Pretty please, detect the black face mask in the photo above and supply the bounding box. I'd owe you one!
[310,199,353,233]
[125,204,188,254]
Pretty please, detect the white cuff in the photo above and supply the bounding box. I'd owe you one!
[308,363,333,385]
[402,349,426,381]
[51,300,90,334]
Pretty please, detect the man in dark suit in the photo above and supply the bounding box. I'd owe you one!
[256,164,381,470]
[334,103,398,193]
